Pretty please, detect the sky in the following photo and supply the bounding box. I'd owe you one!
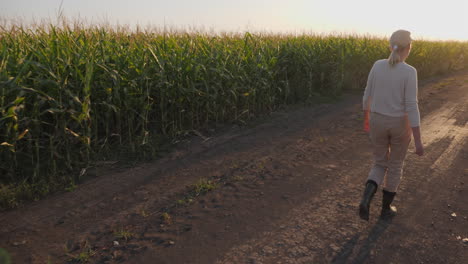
[1,0,467,41]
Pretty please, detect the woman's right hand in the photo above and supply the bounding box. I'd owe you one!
[414,141,424,156]
[411,126,424,156]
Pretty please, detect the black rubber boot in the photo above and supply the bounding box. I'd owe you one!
[380,190,397,220]
[359,180,378,221]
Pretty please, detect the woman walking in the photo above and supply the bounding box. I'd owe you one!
[359,29,424,221]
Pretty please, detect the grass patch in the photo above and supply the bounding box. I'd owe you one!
[173,178,217,208]
[113,228,135,241]
[138,207,150,217]
[161,212,172,225]
[0,182,57,210]
[190,178,217,197]
[175,197,194,207]
[65,241,96,263]
[232,175,245,182]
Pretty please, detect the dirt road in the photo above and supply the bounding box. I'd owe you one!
[1,71,467,264]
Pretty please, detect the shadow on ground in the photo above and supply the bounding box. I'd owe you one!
[332,218,392,264]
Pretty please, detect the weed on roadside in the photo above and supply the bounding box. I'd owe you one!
[191,178,217,197]
[161,212,172,225]
[173,178,217,208]
[176,197,194,207]
[65,241,95,263]
[232,175,245,182]
[139,207,150,217]
[113,228,135,241]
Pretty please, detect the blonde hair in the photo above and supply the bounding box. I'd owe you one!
[388,30,412,66]
[388,45,404,66]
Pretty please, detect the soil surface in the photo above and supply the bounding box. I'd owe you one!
[1,70,467,264]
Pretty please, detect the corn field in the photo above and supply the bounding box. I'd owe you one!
[1,24,467,208]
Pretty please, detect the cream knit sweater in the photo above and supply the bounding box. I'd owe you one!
[362,59,420,127]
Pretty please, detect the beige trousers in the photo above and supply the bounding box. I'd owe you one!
[367,112,412,192]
